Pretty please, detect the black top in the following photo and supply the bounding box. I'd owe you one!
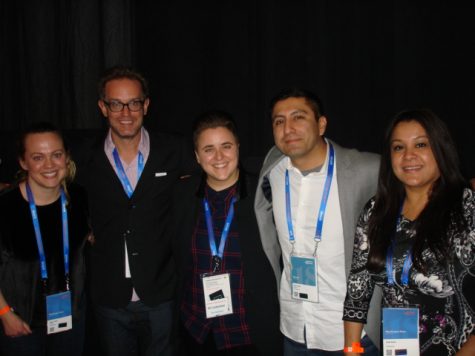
[0,183,89,328]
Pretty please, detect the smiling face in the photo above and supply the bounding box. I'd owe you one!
[390,120,441,195]
[195,127,240,191]
[98,78,150,143]
[272,97,327,170]
[19,132,69,192]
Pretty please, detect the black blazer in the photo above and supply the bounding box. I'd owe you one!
[171,171,282,355]
[79,131,188,308]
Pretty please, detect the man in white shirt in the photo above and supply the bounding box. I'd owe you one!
[254,88,381,355]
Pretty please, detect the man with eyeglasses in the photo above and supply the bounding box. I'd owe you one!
[79,66,187,356]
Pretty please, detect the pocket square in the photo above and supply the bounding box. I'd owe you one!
[155,172,167,177]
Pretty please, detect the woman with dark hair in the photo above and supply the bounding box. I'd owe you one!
[171,111,282,355]
[343,110,475,355]
[0,123,90,356]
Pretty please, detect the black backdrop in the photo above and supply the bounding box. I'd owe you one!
[0,1,475,354]
[1,1,475,178]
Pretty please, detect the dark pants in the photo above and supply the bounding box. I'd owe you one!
[94,300,174,356]
[0,312,85,356]
[180,325,262,356]
[284,335,379,356]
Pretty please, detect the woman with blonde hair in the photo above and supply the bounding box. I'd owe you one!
[0,122,90,356]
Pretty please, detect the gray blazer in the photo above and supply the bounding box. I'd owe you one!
[254,139,382,347]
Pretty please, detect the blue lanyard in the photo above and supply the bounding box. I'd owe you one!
[386,206,413,286]
[112,148,144,198]
[26,183,70,289]
[285,143,335,246]
[203,196,237,264]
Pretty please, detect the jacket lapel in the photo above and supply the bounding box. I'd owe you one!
[332,140,358,276]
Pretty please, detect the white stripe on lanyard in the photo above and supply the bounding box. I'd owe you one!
[285,143,335,250]
[203,196,237,271]
[386,204,413,286]
[26,182,70,290]
[112,148,144,198]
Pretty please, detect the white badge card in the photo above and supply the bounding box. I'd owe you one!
[290,255,318,302]
[383,307,420,356]
[202,273,233,318]
[46,291,72,334]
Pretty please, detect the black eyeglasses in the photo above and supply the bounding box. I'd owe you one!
[103,99,145,112]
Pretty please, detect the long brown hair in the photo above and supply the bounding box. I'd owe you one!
[367,109,467,273]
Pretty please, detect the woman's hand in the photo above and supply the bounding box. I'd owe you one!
[456,335,475,355]
[344,321,364,355]
[0,310,32,337]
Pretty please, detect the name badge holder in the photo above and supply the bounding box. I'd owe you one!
[287,144,334,303]
[200,196,236,318]
[26,183,72,334]
[382,211,420,356]
[290,254,318,302]
[382,307,419,356]
[201,272,233,319]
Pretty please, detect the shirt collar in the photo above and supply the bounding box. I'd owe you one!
[285,138,330,176]
[104,127,150,162]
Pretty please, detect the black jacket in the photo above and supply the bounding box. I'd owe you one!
[171,171,282,355]
[79,131,188,308]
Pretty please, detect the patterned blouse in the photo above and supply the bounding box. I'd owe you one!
[343,189,475,355]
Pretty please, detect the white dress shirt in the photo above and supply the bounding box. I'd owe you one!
[269,145,347,350]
